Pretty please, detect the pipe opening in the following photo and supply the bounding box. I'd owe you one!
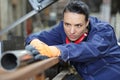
[1,53,17,70]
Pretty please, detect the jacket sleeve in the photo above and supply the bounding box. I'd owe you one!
[25,21,64,45]
[56,24,119,62]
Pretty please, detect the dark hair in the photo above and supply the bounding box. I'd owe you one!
[63,0,90,21]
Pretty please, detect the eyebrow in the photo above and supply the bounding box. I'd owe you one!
[74,23,82,26]
[64,22,83,26]
[64,22,71,25]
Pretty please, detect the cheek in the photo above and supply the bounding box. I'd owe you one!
[76,30,82,35]
[76,28,85,35]
[64,25,69,31]
[64,27,69,34]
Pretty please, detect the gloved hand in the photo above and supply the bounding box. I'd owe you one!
[25,45,48,60]
[25,45,39,56]
[30,39,60,57]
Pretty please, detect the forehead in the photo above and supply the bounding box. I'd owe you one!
[63,12,86,23]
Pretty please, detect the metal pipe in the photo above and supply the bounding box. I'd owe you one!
[0,57,59,80]
[0,50,34,71]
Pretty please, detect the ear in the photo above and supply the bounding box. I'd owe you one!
[86,19,89,27]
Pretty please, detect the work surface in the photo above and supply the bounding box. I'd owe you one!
[0,57,59,80]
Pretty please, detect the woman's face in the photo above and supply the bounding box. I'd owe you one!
[63,12,89,41]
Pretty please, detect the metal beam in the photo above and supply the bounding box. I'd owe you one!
[0,57,59,80]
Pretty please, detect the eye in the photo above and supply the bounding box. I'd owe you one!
[65,23,71,27]
[75,24,82,28]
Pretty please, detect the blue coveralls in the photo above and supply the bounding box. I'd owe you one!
[26,17,120,80]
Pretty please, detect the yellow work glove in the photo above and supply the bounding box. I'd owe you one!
[30,39,60,57]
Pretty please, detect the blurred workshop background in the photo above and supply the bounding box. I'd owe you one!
[0,0,120,53]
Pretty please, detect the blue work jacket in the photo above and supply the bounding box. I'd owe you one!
[26,17,120,80]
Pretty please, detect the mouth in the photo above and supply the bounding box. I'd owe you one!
[68,35,77,41]
[69,35,75,38]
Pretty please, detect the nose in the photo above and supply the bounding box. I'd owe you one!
[70,27,75,34]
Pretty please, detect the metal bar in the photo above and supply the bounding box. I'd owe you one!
[0,10,37,35]
[52,70,69,80]
[0,50,34,71]
[0,57,59,80]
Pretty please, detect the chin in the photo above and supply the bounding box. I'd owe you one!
[69,38,77,41]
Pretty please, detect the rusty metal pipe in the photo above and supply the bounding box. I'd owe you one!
[0,50,33,71]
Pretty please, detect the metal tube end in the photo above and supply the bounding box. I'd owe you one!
[0,53,18,71]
